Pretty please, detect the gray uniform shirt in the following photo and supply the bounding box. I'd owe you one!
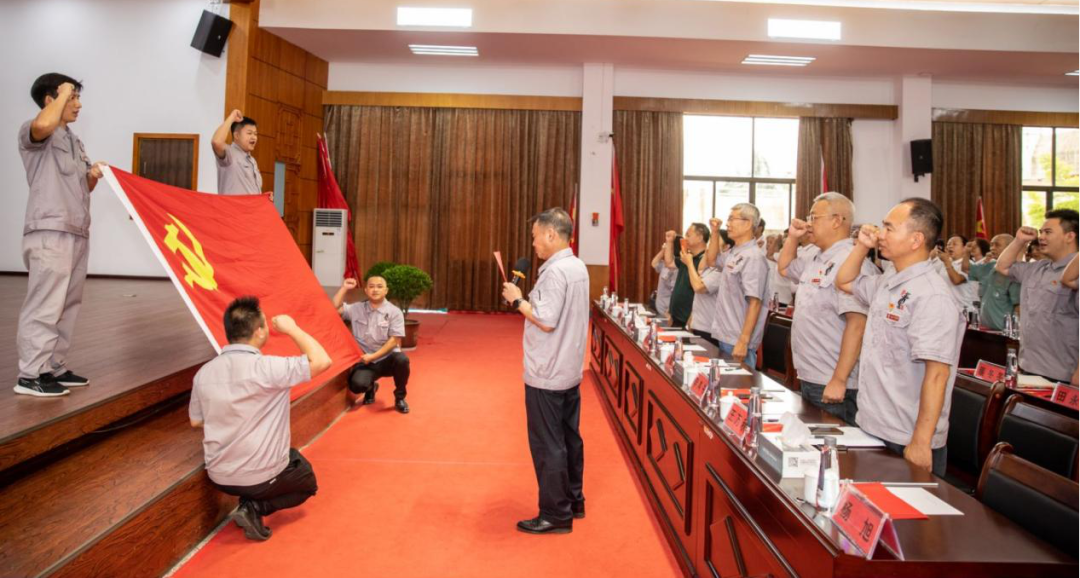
[690,267,722,334]
[851,259,965,449]
[1009,254,1079,382]
[216,142,263,195]
[786,239,878,388]
[341,300,406,363]
[189,345,311,486]
[710,240,771,348]
[523,248,590,390]
[653,261,677,317]
[18,121,92,237]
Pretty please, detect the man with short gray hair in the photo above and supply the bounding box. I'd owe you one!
[502,207,589,534]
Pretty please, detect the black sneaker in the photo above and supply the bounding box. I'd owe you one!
[231,502,271,541]
[14,377,70,397]
[51,371,90,387]
[362,382,379,405]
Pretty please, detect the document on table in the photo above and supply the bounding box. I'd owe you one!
[886,487,964,516]
[1017,374,1055,388]
[810,427,886,448]
[657,330,696,338]
[683,344,707,352]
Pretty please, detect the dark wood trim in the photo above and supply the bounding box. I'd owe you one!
[933,108,1079,128]
[1001,394,1080,439]
[976,442,1080,509]
[223,0,257,117]
[322,90,584,111]
[614,96,898,120]
[131,133,200,190]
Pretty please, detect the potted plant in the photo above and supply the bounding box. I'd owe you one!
[382,264,433,350]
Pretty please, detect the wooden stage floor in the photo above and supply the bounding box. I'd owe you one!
[0,275,216,446]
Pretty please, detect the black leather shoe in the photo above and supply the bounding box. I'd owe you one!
[362,382,379,405]
[572,501,585,519]
[395,398,410,414]
[232,502,271,541]
[516,516,572,534]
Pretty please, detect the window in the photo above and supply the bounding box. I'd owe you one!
[682,115,797,234]
[1021,127,1079,227]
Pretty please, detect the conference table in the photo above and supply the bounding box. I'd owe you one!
[589,302,1075,578]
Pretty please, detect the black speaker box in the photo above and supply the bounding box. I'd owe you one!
[911,139,932,180]
[191,10,233,58]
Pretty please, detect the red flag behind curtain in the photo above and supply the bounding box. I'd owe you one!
[316,135,361,281]
[609,148,625,292]
[975,197,989,240]
[569,185,579,256]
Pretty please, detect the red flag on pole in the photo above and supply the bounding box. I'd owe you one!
[821,144,828,192]
[569,184,580,256]
[102,167,361,401]
[316,134,362,281]
[975,197,989,240]
[609,147,625,293]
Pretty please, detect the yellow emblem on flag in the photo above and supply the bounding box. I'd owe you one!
[163,213,218,291]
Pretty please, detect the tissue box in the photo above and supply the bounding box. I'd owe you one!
[758,432,821,479]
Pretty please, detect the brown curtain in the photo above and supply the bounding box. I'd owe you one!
[931,122,1021,240]
[613,110,683,305]
[325,105,581,312]
[795,117,854,220]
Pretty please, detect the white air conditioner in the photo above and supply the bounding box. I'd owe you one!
[312,208,347,286]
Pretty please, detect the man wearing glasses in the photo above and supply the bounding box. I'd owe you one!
[704,204,770,367]
[778,193,878,424]
[994,210,1079,383]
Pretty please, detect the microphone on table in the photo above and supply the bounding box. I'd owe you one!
[511,258,530,286]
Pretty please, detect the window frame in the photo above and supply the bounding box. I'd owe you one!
[1021,127,1079,225]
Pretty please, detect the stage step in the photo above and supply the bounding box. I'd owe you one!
[0,371,350,578]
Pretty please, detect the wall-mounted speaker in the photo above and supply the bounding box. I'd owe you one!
[190,10,233,58]
[911,139,932,182]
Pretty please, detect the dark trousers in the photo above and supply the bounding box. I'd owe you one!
[799,380,859,426]
[213,448,318,516]
[525,383,585,523]
[882,441,948,478]
[348,351,410,400]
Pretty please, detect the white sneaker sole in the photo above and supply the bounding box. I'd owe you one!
[56,380,90,387]
[14,384,70,397]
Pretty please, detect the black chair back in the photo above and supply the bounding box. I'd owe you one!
[977,442,1079,558]
[997,395,1079,480]
[759,313,793,386]
[947,376,1007,484]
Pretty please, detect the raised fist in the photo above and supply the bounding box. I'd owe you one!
[342,278,358,290]
[709,218,722,231]
[857,224,879,250]
[665,230,676,243]
[788,218,809,239]
[1016,226,1038,244]
[57,82,76,99]
[271,314,297,334]
[228,109,244,123]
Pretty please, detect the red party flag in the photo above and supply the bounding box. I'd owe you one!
[609,147,625,292]
[975,197,989,240]
[317,134,362,281]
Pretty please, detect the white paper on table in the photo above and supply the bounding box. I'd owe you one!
[718,367,751,375]
[809,427,886,448]
[886,487,964,516]
[683,344,707,352]
[1017,374,1055,388]
[658,330,696,338]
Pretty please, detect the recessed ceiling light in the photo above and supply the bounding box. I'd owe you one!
[397,7,473,28]
[768,18,841,41]
[742,54,816,67]
[408,44,479,56]
[1067,70,1080,76]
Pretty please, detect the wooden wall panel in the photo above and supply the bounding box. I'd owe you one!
[252,28,281,67]
[304,82,325,118]
[279,40,309,79]
[305,54,329,88]
[303,114,324,142]
[300,179,318,212]
[300,147,317,180]
[247,95,278,139]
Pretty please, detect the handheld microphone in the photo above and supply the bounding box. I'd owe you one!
[511,258,530,286]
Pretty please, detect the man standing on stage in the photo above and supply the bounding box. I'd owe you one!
[190,297,331,541]
[15,73,104,397]
[211,109,268,199]
[502,208,589,535]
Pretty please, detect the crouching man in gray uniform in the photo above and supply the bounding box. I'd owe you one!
[15,73,105,397]
[502,208,589,535]
[190,297,332,540]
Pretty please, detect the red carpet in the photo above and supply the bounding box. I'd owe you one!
[172,313,681,578]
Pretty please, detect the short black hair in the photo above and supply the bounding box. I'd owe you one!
[532,207,574,241]
[900,197,943,250]
[364,274,387,285]
[718,228,734,249]
[690,222,711,245]
[974,238,991,256]
[224,296,265,343]
[31,73,82,109]
[231,116,257,135]
[1046,208,1079,241]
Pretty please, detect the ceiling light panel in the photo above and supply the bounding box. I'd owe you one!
[768,18,841,41]
[742,54,816,67]
[397,7,473,28]
[409,44,479,56]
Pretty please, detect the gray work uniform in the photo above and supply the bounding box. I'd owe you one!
[216,142,263,195]
[523,248,590,390]
[189,344,311,486]
[341,300,406,363]
[850,259,965,450]
[785,239,878,389]
[653,261,676,317]
[690,267,722,334]
[1008,254,1079,382]
[16,121,92,379]
[710,240,771,349]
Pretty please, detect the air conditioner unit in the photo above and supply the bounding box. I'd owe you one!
[312,208,347,286]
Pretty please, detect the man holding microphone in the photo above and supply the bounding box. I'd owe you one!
[502,208,589,535]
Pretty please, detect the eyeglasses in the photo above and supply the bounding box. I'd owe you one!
[806,213,841,224]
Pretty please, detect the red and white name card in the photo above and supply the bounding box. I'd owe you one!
[1051,383,1080,410]
[664,349,677,372]
[690,372,709,401]
[831,484,904,560]
[723,400,749,440]
[974,360,1007,383]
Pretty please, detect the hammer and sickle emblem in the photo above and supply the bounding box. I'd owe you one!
[163,213,218,291]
